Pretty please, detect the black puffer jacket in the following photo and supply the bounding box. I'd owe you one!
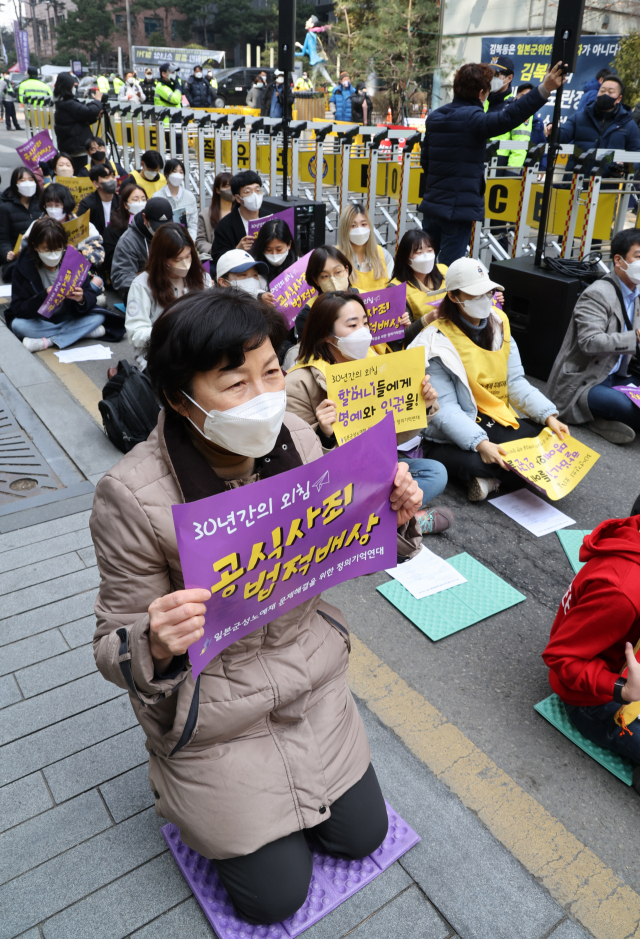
[0,191,41,263]
[185,75,213,108]
[7,246,97,328]
[54,96,103,155]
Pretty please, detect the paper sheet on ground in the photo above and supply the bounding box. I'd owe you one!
[489,488,575,537]
[0,285,11,297]
[385,545,467,599]
[498,427,599,500]
[54,344,113,363]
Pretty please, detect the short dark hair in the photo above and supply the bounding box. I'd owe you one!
[85,135,105,151]
[611,228,640,261]
[52,151,74,172]
[393,229,443,292]
[251,219,297,272]
[231,170,262,196]
[601,74,624,97]
[146,290,289,407]
[517,82,534,94]
[305,245,352,293]
[89,163,114,182]
[141,150,164,171]
[299,291,368,366]
[596,68,613,81]
[8,166,38,199]
[164,158,185,177]
[27,217,67,263]
[40,182,76,216]
[453,63,494,102]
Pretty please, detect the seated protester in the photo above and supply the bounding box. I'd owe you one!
[542,515,640,785]
[126,222,211,368]
[294,245,356,343]
[391,229,448,325]
[111,197,173,302]
[77,134,125,178]
[77,164,120,237]
[102,183,147,279]
[158,159,197,240]
[210,170,269,271]
[337,202,394,292]
[547,228,640,446]
[196,171,232,257]
[90,290,422,926]
[120,150,166,200]
[409,257,568,502]
[216,249,274,304]
[0,167,41,271]
[7,217,104,352]
[251,218,298,284]
[44,151,75,185]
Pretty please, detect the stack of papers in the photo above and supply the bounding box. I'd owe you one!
[489,489,575,537]
[54,344,113,364]
[385,546,467,599]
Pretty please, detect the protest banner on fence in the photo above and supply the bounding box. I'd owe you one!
[269,250,317,328]
[499,427,600,500]
[324,346,427,445]
[172,414,398,677]
[62,211,90,248]
[17,131,57,171]
[55,175,95,203]
[37,245,90,319]
[248,207,296,241]
[613,385,640,409]
[359,283,407,344]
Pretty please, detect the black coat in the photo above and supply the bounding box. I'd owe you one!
[419,86,547,222]
[185,75,213,108]
[210,206,269,271]
[350,91,373,125]
[7,246,97,328]
[102,222,124,278]
[54,97,103,155]
[0,191,41,263]
[77,190,120,237]
[141,78,156,101]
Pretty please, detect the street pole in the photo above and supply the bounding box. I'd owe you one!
[29,0,41,69]
[124,0,133,72]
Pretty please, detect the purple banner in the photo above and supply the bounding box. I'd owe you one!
[37,245,90,319]
[172,414,399,678]
[14,21,29,73]
[17,131,57,171]
[360,283,407,344]
[613,385,640,409]
[269,249,317,328]
[248,207,296,242]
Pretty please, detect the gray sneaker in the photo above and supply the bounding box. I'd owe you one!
[587,418,636,445]
[467,477,500,502]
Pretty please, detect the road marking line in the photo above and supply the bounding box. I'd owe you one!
[37,350,103,425]
[348,633,640,939]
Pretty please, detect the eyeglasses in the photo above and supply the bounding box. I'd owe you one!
[317,267,347,283]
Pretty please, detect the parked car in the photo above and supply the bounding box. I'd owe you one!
[211,67,276,108]
[76,76,100,100]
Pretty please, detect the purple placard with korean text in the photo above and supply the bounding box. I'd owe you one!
[37,245,90,319]
[172,414,398,678]
[360,283,407,344]
[613,385,640,409]
[269,250,317,328]
[17,131,57,171]
[14,21,30,73]
[248,207,296,241]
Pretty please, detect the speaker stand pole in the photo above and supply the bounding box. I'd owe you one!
[534,73,563,267]
[282,71,289,201]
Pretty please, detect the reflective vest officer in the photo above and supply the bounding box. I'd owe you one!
[96,74,110,94]
[154,61,182,124]
[18,66,51,103]
[111,73,124,95]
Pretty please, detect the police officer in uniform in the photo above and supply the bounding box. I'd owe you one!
[18,66,50,104]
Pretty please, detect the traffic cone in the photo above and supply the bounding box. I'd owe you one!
[421,103,427,118]
[386,107,392,124]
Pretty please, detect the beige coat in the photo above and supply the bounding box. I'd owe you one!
[195,210,214,257]
[91,408,420,859]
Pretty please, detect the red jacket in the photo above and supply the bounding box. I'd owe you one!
[543,516,640,706]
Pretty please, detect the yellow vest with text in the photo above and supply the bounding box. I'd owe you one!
[130,169,167,199]
[391,264,448,322]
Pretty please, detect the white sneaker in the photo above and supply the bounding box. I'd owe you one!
[468,476,501,502]
[22,337,48,353]
[87,325,106,339]
[95,293,107,307]
[587,417,635,445]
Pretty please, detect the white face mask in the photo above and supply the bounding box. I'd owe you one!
[168,258,191,277]
[18,180,37,197]
[621,259,640,285]
[241,191,263,212]
[168,172,184,187]
[490,76,504,93]
[194,71,202,78]
[182,389,287,458]
[322,273,350,293]
[264,252,287,266]
[228,276,261,297]
[38,248,64,265]
[143,168,158,180]
[460,294,493,320]
[127,200,146,215]
[276,77,284,85]
[127,77,135,85]
[349,226,370,246]
[332,325,372,361]
[410,251,435,275]
[46,206,66,221]
[256,82,264,88]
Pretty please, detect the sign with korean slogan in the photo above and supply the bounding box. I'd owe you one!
[55,175,96,203]
[17,131,57,171]
[172,415,398,678]
[248,207,295,242]
[499,427,600,500]
[269,250,317,328]
[359,283,407,345]
[325,347,427,446]
[62,211,90,248]
[37,245,90,319]
[613,385,640,409]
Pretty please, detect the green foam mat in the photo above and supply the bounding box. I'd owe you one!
[556,529,592,574]
[377,552,526,641]
[534,694,633,785]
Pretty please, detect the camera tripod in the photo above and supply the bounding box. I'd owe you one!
[99,96,123,167]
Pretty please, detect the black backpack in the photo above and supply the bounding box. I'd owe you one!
[99,360,161,453]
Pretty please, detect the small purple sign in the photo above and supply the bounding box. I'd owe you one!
[269,249,317,328]
[37,245,90,319]
[14,21,30,73]
[17,131,57,171]
[248,207,295,241]
[359,283,407,344]
[172,414,399,678]
[613,385,640,409]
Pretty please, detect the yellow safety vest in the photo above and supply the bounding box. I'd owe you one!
[351,246,389,293]
[390,265,448,321]
[85,158,118,175]
[130,169,167,198]
[436,308,519,428]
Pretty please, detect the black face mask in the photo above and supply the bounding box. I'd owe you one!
[595,93,618,113]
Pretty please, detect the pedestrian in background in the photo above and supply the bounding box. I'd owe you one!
[0,70,20,131]
[53,71,103,174]
[119,71,145,104]
[578,67,613,112]
[141,69,156,102]
[185,65,213,108]
[350,82,372,125]
[330,72,355,121]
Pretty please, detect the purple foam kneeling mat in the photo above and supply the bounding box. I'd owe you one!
[162,801,420,938]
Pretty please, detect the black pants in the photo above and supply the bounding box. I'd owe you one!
[4,101,19,129]
[71,153,89,174]
[422,414,543,485]
[213,763,388,925]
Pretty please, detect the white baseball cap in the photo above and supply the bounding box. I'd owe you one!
[445,257,504,296]
[216,249,268,281]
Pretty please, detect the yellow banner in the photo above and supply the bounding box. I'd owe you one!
[55,175,95,203]
[499,427,600,500]
[62,211,90,247]
[13,233,22,254]
[324,347,427,446]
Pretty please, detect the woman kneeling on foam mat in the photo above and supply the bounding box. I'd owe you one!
[90,289,423,925]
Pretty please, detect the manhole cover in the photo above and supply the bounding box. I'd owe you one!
[0,394,64,505]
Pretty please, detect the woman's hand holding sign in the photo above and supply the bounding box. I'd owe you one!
[316,398,337,437]
[149,588,211,672]
[392,462,422,528]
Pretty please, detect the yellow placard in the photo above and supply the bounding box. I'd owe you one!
[13,233,22,254]
[62,211,90,247]
[499,427,600,500]
[324,347,427,446]
[55,175,95,203]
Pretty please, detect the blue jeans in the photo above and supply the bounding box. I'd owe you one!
[587,373,640,430]
[399,455,448,509]
[566,700,640,765]
[11,312,105,350]
[421,215,472,267]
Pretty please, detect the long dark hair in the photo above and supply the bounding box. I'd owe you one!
[143,222,205,308]
[439,291,496,350]
[9,166,39,199]
[209,171,233,228]
[393,229,443,291]
[26,217,67,264]
[109,183,146,235]
[251,219,297,281]
[299,291,368,365]
[54,71,78,100]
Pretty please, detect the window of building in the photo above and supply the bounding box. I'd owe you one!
[144,18,163,36]
[171,19,180,40]
[40,22,48,40]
